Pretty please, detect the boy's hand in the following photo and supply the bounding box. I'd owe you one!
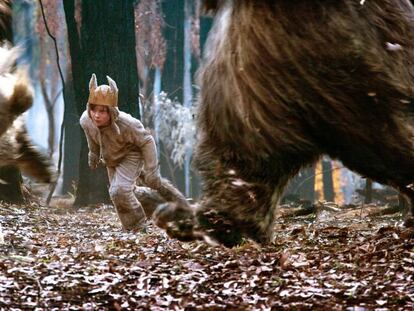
[88,153,100,170]
[145,169,162,189]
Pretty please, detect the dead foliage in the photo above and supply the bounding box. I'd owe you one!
[0,203,412,310]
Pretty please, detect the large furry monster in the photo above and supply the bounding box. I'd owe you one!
[154,0,414,247]
[0,45,54,183]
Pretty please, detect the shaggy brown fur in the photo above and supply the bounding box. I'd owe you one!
[0,62,33,135]
[0,45,54,183]
[154,0,414,246]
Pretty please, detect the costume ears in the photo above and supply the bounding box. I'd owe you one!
[107,75,118,94]
[89,73,118,94]
[89,73,97,92]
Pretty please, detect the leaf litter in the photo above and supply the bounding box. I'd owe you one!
[0,202,412,310]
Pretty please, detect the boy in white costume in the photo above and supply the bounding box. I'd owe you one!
[80,74,161,230]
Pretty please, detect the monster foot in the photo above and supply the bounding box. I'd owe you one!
[153,202,200,242]
[153,202,248,247]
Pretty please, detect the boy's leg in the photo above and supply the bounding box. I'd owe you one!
[107,154,146,231]
[133,177,190,218]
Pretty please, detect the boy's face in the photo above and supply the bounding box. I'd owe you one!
[90,104,110,128]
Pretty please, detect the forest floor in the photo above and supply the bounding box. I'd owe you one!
[0,198,413,310]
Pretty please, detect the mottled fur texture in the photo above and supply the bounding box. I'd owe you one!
[0,44,54,183]
[154,0,414,247]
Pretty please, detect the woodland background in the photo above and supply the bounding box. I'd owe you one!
[1,0,395,208]
[0,1,413,310]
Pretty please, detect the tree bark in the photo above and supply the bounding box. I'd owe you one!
[161,0,184,103]
[0,166,24,203]
[364,178,373,204]
[39,80,56,158]
[61,78,80,194]
[158,0,189,196]
[322,159,335,202]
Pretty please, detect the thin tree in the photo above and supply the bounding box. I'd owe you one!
[36,0,64,158]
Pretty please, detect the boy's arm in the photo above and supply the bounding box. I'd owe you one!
[80,112,100,169]
[130,119,161,189]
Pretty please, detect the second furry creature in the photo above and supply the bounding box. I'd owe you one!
[154,0,414,247]
[0,44,54,183]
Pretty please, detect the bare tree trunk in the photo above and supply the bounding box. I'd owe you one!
[183,0,193,197]
[160,0,186,194]
[61,78,80,194]
[322,159,334,202]
[39,80,56,158]
[365,178,373,204]
[0,166,24,203]
[399,193,409,214]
